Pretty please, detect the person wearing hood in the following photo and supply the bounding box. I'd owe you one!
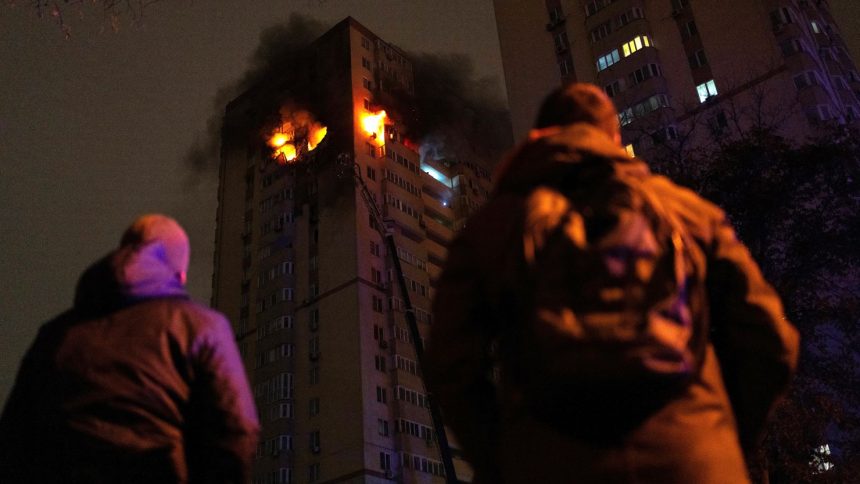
[0,214,259,483]
[424,84,798,483]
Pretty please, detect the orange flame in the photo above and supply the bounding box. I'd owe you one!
[361,110,389,147]
[267,109,327,164]
[307,124,328,151]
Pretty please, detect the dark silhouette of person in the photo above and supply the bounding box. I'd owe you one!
[425,84,799,483]
[0,214,259,483]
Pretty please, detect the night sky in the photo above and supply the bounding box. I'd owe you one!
[0,1,505,405]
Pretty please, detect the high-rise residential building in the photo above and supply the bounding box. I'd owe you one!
[494,0,860,157]
[212,17,491,484]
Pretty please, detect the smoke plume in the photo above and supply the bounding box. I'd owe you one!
[186,16,512,176]
[185,14,325,175]
[392,52,513,169]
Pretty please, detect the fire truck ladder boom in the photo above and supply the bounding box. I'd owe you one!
[351,162,458,483]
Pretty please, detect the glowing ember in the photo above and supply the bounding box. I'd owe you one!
[361,110,389,146]
[273,143,297,162]
[266,108,327,164]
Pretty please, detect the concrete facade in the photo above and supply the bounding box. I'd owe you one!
[213,18,490,484]
[494,0,860,160]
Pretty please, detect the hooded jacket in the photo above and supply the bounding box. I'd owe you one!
[425,124,799,483]
[0,241,259,483]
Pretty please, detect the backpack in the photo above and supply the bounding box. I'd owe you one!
[511,163,705,422]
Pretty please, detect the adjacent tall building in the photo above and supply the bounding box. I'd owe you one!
[494,0,860,158]
[212,17,491,484]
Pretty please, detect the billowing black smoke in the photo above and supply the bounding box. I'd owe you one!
[187,16,512,176]
[185,14,325,174]
[391,53,513,170]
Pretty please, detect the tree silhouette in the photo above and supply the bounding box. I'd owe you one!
[650,124,860,483]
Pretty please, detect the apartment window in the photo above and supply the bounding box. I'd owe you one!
[376,386,388,404]
[553,31,569,53]
[793,71,822,90]
[651,125,679,143]
[548,5,564,24]
[559,57,573,77]
[584,0,610,17]
[362,77,373,90]
[281,261,293,275]
[375,355,387,372]
[371,267,382,284]
[688,49,708,69]
[308,463,320,483]
[277,468,291,484]
[361,37,371,49]
[309,336,320,359]
[605,80,623,98]
[366,165,376,180]
[629,63,662,85]
[370,240,381,256]
[278,434,292,452]
[380,452,392,471]
[770,7,793,30]
[273,402,293,420]
[696,80,718,102]
[779,38,807,56]
[617,7,644,28]
[309,366,319,385]
[621,35,651,57]
[372,295,384,313]
[596,49,620,72]
[309,397,320,417]
[682,20,698,39]
[624,144,635,157]
[619,107,634,126]
[671,0,688,13]
[361,57,372,69]
[590,20,612,43]
[378,418,390,436]
[309,309,319,331]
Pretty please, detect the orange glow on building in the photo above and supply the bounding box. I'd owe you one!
[361,110,389,146]
[266,109,327,164]
[307,125,328,150]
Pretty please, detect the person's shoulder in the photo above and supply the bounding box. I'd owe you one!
[642,173,726,242]
[174,298,227,321]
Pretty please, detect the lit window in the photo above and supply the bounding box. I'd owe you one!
[696,80,718,103]
[622,35,651,57]
[624,144,635,157]
[619,107,634,126]
[811,21,820,34]
[596,49,620,72]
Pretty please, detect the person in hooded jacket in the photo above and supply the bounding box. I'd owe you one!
[0,214,259,483]
[424,84,799,483]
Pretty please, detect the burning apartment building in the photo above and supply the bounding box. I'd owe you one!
[212,17,492,484]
